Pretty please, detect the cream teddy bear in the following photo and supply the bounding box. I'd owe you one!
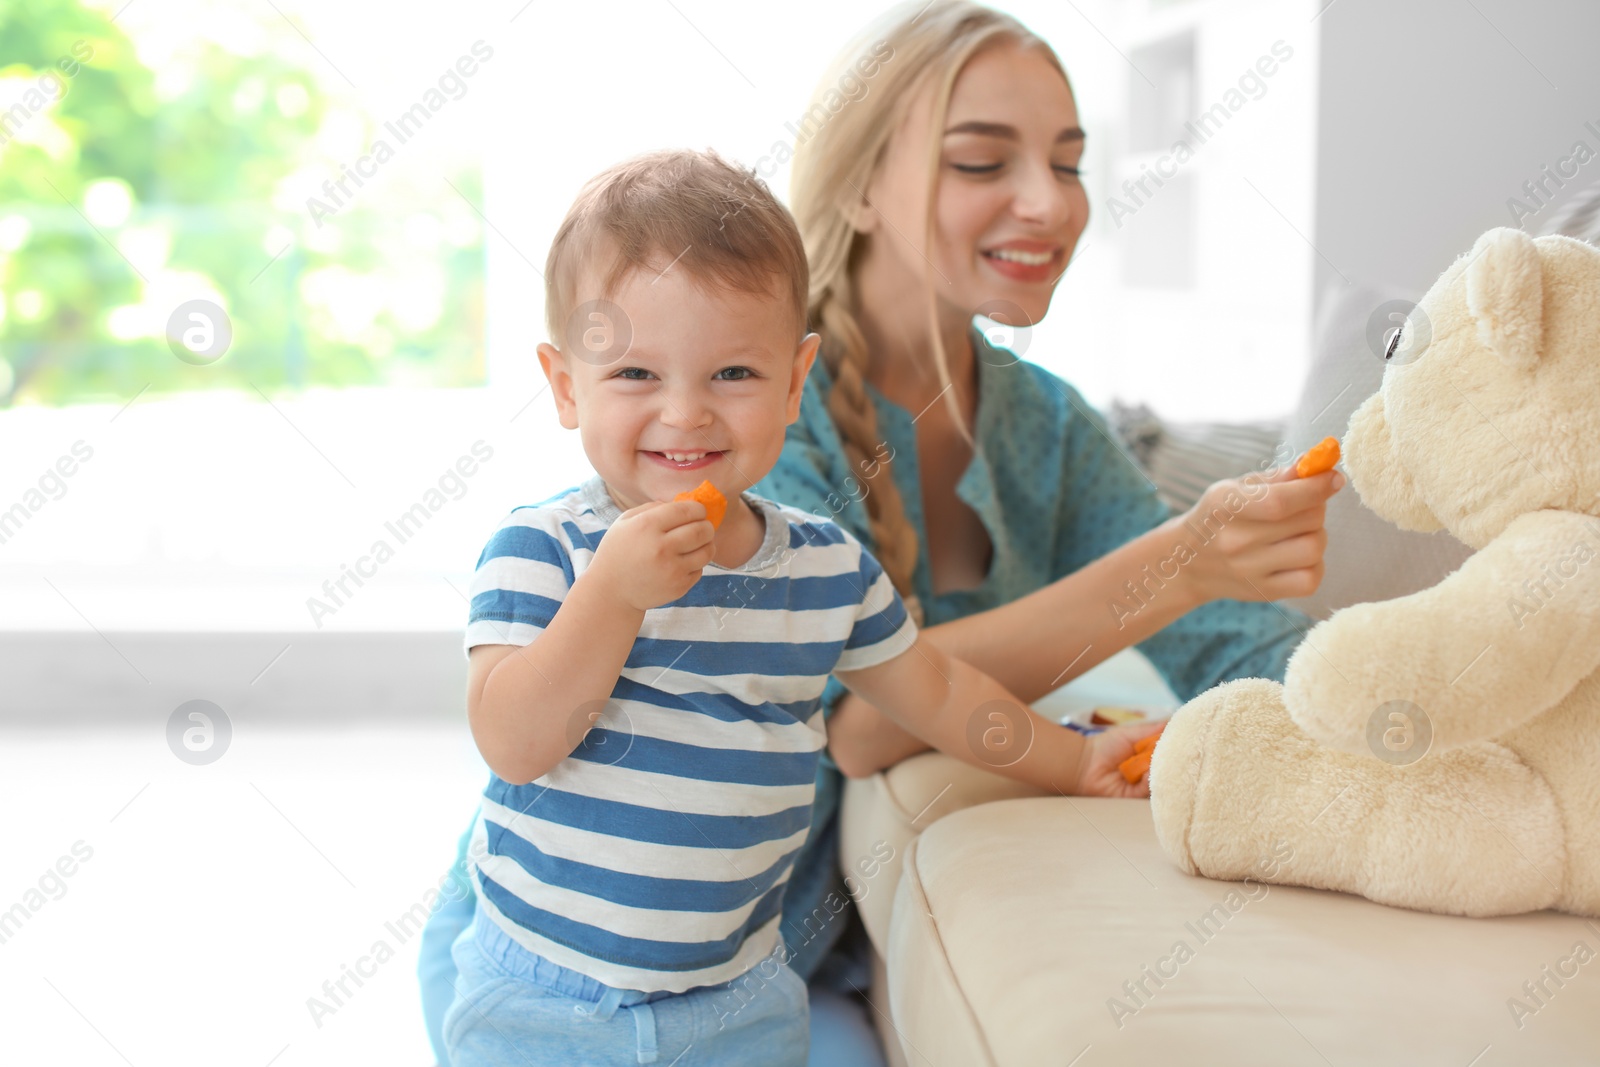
[1150,227,1600,919]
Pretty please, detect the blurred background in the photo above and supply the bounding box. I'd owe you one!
[2,0,1598,1063]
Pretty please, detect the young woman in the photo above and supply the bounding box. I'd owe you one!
[419,3,1343,1064]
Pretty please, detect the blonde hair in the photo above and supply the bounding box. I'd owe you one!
[790,1,1068,624]
[543,148,809,345]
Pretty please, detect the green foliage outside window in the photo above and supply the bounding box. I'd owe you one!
[0,0,486,407]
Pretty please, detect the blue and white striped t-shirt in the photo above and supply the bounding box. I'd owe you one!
[461,475,918,993]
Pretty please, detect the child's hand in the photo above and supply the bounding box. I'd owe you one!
[1071,722,1167,798]
[1178,464,1344,605]
[589,500,715,612]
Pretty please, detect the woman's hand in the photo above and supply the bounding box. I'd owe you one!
[1173,465,1344,605]
[1070,722,1168,798]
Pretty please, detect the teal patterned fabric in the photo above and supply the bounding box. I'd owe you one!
[758,322,1312,986]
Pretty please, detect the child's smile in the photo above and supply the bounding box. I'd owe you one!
[536,246,820,518]
[643,448,726,472]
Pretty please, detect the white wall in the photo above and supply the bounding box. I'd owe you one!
[1056,0,1322,422]
[1311,0,1600,307]
[14,0,1596,641]
[482,0,1326,428]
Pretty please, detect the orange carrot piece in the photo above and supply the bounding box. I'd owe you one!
[1295,436,1341,478]
[674,479,727,530]
[1119,723,1167,782]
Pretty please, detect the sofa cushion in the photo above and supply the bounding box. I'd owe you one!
[888,797,1600,1066]
[841,752,1048,958]
[840,649,1180,955]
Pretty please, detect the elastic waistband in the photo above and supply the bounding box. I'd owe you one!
[474,914,674,1006]
[475,918,667,1064]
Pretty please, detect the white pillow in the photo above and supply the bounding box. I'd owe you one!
[1107,400,1283,514]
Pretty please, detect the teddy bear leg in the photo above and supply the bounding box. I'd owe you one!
[1150,678,1566,917]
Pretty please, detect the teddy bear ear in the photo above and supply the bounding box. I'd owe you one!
[1465,227,1544,370]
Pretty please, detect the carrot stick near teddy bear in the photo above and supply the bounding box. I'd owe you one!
[1149,227,1600,919]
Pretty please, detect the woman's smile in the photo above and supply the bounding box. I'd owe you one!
[981,240,1065,283]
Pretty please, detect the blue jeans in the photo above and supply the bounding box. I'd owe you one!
[418,889,886,1067]
[444,912,808,1066]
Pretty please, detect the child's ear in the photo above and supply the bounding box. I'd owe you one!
[536,342,580,430]
[785,333,821,424]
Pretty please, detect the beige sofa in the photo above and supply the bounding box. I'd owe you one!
[840,218,1600,1065]
[883,794,1598,1065]
[841,650,1600,1065]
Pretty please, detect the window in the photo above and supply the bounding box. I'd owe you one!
[0,0,487,405]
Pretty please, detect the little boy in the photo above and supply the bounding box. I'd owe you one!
[442,148,1150,1067]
